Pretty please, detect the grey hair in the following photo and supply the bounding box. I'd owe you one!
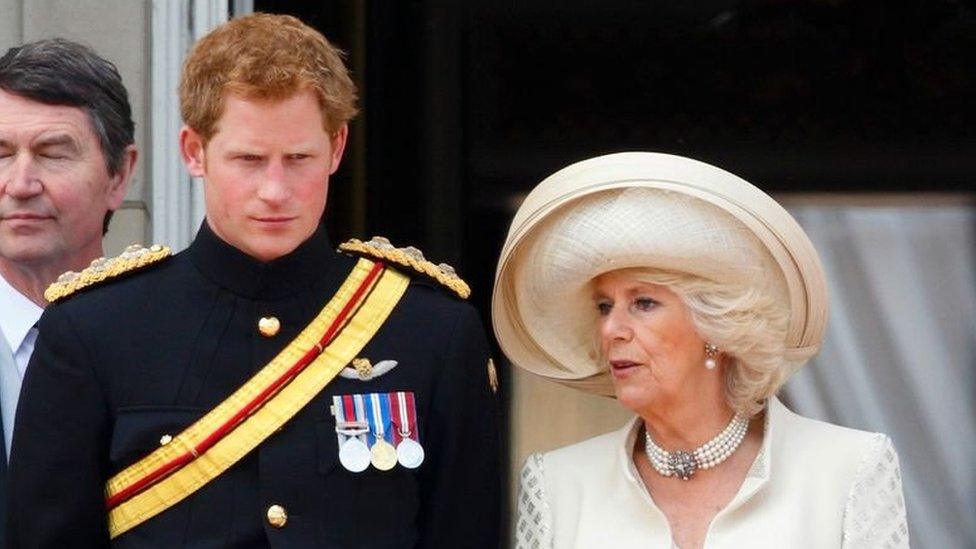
[601,267,796,417]
[0,38,134,175]
[0,38,135,233]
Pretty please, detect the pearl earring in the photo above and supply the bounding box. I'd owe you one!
[704,343,719,370]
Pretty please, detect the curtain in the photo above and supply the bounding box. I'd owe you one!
[784,203,976,549]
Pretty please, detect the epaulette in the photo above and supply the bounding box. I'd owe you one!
[338,237,471,299]
[44,244,172,303]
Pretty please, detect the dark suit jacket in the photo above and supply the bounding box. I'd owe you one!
[6,224,501,548]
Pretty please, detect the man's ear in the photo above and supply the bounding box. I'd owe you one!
[179,125,207,178]
[328,123,349,176]
[106,144,137,209]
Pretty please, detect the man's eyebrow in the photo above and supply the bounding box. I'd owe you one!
[223,147,263,155]
[33,133,81,151]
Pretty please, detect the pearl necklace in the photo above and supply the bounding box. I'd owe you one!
[643,413,749,481]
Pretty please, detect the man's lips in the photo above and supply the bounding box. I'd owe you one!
[252,216,296,224]
[1,211,54,222]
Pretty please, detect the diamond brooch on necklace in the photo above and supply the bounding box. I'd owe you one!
[643,413,750,481]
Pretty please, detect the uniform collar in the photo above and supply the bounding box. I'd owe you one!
[188,221,340,299]
[0,272,43,353]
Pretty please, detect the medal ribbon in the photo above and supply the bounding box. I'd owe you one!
[389,391,405,445]
[369,393,390,443]
[339,395,355,426]
[353,394,370,445]
[334,396,367,438]
[394,391,420,443]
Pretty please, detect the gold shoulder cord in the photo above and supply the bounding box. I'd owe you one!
[339,237,471,299]
[44,244,171,303]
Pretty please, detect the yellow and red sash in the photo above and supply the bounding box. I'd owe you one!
[105,259,409,539]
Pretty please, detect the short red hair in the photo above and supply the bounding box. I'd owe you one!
[180,13,358,140]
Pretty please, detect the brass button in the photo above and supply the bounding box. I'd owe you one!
[266,504,287,528]
[159,434,173,446]
[258,316,281,337]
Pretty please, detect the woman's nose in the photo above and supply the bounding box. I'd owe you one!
[600,307,633,343]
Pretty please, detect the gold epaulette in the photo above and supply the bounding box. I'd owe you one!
[338,237,471,299]
[44,244,172,303]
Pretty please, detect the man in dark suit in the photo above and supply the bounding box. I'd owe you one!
[7,14,500,548]
[0,39,136,546]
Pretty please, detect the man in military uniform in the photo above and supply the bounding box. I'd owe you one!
[7,14,500,548]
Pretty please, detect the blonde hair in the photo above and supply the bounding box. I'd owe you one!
[179,13,358,141]
[606,267,796,417]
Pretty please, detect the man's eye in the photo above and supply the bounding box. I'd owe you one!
[37,147,71,160]
[287,153,310,161]
[596,301,612,315]
[237,154,261,162]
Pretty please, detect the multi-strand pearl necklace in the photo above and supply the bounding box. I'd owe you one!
[643,414,749,481]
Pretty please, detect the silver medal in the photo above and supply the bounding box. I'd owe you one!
[396,437,425,469]
[339,436,371,472]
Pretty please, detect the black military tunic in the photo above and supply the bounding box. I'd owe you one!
[6,224,501,548]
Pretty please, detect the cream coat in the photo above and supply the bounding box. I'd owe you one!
[515,398,909,548]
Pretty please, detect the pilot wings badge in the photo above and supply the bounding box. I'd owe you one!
[339,358,399,381]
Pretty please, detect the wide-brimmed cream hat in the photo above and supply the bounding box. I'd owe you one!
[491,152,827,396]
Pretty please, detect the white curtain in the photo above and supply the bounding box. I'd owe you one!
[783,203,976,549]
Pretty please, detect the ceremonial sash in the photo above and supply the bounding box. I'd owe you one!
[105,258,409,539]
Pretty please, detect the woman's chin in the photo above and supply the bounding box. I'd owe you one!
[612,382,660,415]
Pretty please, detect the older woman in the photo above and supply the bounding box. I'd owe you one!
[493,153,909,548]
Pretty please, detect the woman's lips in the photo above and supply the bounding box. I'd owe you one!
[609,360,641,378]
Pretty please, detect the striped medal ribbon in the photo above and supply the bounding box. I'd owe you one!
[391,391,424,469]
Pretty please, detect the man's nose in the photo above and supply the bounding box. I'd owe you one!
[2,154,44,199]
[256,161,289,204]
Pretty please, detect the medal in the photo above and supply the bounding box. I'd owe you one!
[367,393,397,471]
[371,440,398,470]
[333,393,374,473]
[335,420,370,473]
[338,436,371,472]
[396,437,425,469]
[392,391,425,468]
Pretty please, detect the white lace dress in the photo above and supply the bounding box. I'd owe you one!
[515,397,909,548]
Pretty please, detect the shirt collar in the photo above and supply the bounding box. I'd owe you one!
[187,221,341,299]
[0,273,43,353]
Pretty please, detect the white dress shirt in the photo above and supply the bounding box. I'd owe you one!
[0,273,43,459]
[515,397,909,548]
